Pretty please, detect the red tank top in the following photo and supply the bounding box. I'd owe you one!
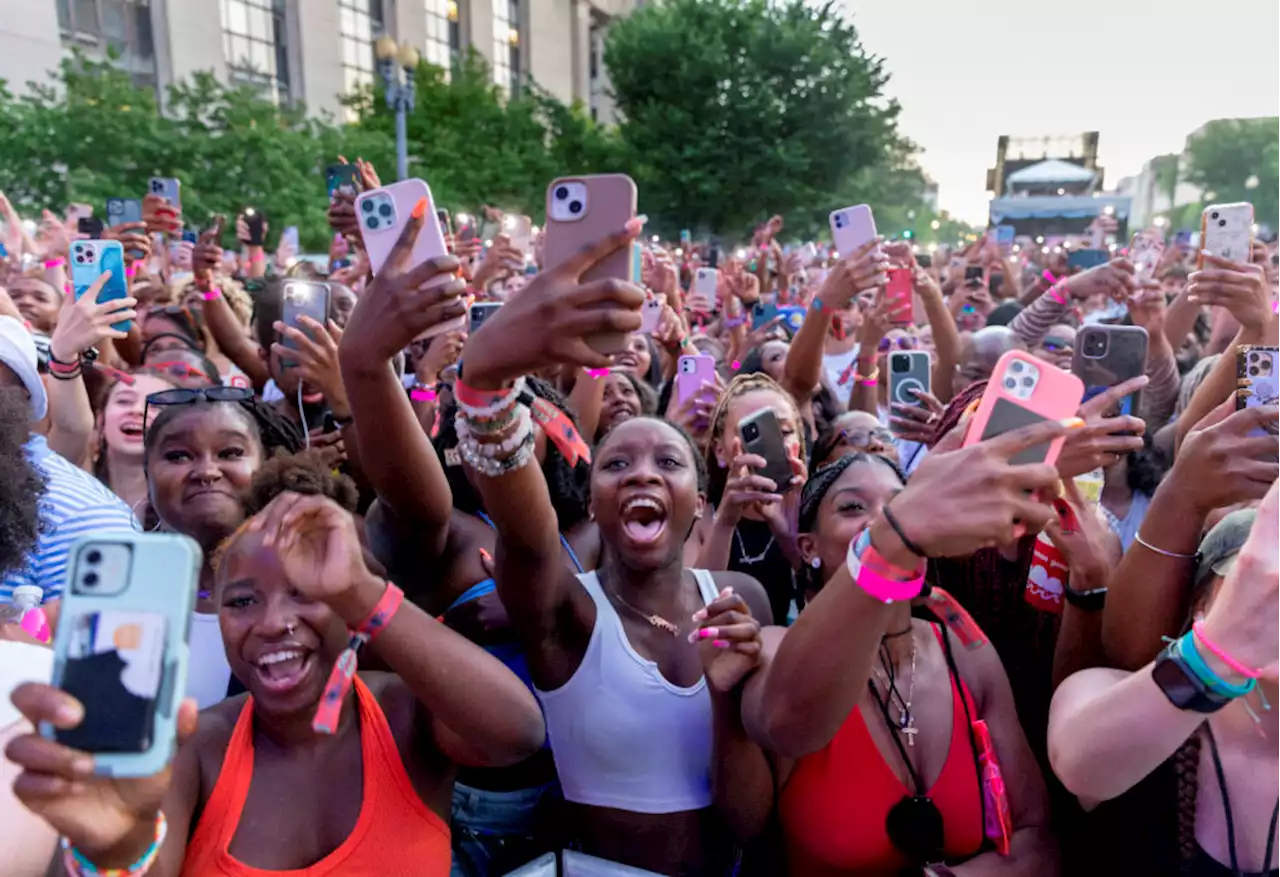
[180,676,451,876]
[777,625,984,876]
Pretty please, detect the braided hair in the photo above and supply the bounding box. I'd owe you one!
[433,375,591,531]
[795,452,905,600]
[704,372,807,505]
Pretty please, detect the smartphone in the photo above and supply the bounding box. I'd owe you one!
[105,197,142,227]
[1072,325,1148,416]
[357,178,447,272]
[46,534,200,777]
[506,213,533,255]
[281,280,331,355]
[147,177,180,208]
[1200,202,1254,266]
[469,301,502,335]
[680,229,691,247]
[1130,231,1164,282]
[829,204,877,259]
[282,225,300,253]
[886,268,913,325]
[243,208,266,246]
[676,354,717,406]
[326,163,360,198]
[436,209,453,240]
[639,296,664,334]
[738,408,795,493]
[77,216,105,238]
[752,301,780,332]
[1067,249,1109,271]
[688,268,718,312]
[964,350,1085,468]
[71,240,131,333]
[889,350,932,407]
[994,225,1016,252]
[964,265,985,287]
[916,253,933,269]
[1237,345,1279,437]
[543,174,637,356]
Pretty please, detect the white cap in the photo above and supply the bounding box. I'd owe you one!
[10,585,43,607]
[0,316,47,421]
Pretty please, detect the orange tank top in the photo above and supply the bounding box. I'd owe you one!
[180,676,451,876]
[777,625,984,876]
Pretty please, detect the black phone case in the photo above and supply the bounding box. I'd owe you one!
[740,411,795,493]
[1072,325,1148,416]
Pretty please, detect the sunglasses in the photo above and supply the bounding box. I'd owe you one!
[141,361,211,383]
[841,427,895,447]
[1041,339,1072,353]
[143,385,253,434]
[878,336,920,353]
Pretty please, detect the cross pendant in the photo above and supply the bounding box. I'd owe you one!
[902,723,918,748]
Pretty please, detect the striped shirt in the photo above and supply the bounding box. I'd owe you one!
[0,435,135,603]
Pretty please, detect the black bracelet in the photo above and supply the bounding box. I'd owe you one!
[47,350,79,368]
[881,502,928,559]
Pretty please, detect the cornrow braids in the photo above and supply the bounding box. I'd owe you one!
[1173,731,1202,868]
[704,372,807,505]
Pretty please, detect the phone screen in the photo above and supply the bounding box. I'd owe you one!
[979,398,1052,465]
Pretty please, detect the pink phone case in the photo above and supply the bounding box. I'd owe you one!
[676,355,717,405]
[543,174,638,355]
[963,350,1084,466]
[886,268,913,324]
[829,204,877,259]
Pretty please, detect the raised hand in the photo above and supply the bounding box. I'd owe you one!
[1188,253,1273,335]
[691,587,763,694]
[192,216,225,289]
[1063,258,1136,303]
[818,238,887,310]
[889,389,945,443]
[1171,400,1279,514]
[1055,375,1149,479]
[103,223,152,267]
[272,315,349,416]
[251,492,371,605]
[142,193,182,239]
[50,277,136,362]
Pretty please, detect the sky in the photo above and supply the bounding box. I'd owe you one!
[843,0,1280,225]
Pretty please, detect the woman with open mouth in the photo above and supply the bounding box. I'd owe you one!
[457,221,773,876]
[6,453,546,876]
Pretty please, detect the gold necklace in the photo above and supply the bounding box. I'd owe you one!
[608,589,681,637]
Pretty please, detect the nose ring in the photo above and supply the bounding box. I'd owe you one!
[286,623,295,635]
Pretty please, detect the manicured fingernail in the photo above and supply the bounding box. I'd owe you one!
[72,755,94,776]
[56,700,83,725]
[411,197,428,220]
[692,608,708,622]
[719,586,734,597]
[479,548,492,563]
[698,627,720,639]
[963,399,981,416]
[1061,417,1085,429]
[713,639,731,649]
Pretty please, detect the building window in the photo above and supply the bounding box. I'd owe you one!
[339,0,384,97]
[424,0,459,73]
[588,16,606,122]
[221,0,290,102]
[57,0,157,88]
[492,0,519,94]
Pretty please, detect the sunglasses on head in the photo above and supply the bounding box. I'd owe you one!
[143,385,253,435]
[878,336,920,353]
[141,361,211,383]
[841,427,894,447]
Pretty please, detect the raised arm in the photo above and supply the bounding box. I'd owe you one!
[743,419,1069,757]
[191,217,271,391]
[338,206,468,558]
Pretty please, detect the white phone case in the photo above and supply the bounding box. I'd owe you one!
[688,268,717,312]
[829,204,877,259]
[1201,203,1253,265]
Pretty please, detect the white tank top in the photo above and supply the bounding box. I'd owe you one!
[536,569,720,814]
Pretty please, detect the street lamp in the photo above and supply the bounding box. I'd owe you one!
[376,36,420,181]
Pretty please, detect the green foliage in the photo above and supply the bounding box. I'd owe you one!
[1182,118,1279,229]
[604,0,928,240]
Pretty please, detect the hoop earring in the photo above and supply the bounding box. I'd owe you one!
[130,499,161,533]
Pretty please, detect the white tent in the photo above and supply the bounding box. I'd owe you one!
[1006,159,1097,187]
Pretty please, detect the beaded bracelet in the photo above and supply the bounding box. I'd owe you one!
[456,406,532,458]
[313,582,404,734]
[62,811,167,876]
[459,427,536,477]
[1192,620,1264,680]
[455,377,525,419]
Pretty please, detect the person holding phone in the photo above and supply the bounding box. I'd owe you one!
[6,452,546,876]
[454,219,774,876]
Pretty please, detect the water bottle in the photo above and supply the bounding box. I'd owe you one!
[0,585,50,643]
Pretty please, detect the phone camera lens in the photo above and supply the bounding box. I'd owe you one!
[379,204,393,217]
[1010,361,1023,373]
[1004,377,1017,390]
[85,549,102,565]
[892,356,909,374]
[743,424,759,441]
[835,215,845,228]
[1250,366,1260,377]
[1022,376,1034,387]
[569,200,583,215]
[83,572,99,588]
[366,217,379,230]
[361,200,373,213]
[1218,219,1227,228]
[555,186,569,201]
[1211,212,1219,220]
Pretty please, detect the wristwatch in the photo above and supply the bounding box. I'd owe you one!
[1063,584,1108,611]
[1152,644,1233,714]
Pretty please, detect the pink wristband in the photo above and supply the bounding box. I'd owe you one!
[1192,620,1263,680]
[410,387,437,402]
[43,257,65,270]
[731,360,741,370]
[1047,284,1068,305]
[859,377,878,387]
[587,368,610,379]
[125,264,137,278]
[250,251,266,263]
[1042,270,1060,285]
[202,287,222,302]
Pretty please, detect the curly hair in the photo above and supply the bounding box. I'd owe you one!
[0,388,46,577]
[704,372,807,504]
[434,375,591,531]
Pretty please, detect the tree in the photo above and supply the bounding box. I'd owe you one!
[604,0,920,239]
[1182,118,1279,229]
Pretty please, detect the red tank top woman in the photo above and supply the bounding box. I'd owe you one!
[778,625,985,875]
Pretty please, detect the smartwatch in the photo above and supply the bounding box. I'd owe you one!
[1152,645,1233,714]
[1063,585,1108,612]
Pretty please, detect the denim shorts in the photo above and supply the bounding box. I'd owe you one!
[450,780,562,877]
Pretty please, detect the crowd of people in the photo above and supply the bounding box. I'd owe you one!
[0,162,1275,877]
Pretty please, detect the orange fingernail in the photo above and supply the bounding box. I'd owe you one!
[479,548,492,563]
[1060,417,1085,429]
[411,197,428,220]
[963,399,981,417]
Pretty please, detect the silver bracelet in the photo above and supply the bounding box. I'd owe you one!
[458,428,536,478]
[1134,532,1198,560]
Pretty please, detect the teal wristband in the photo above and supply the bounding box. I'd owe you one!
[811,297,825,311]
[1177,632,1255,699]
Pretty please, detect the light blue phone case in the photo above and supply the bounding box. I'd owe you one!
[45,533,201,778]
[70,239,131,333]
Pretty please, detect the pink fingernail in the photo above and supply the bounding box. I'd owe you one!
[691,608,708,622]
[713,640,731,649]
[698,627,719,639]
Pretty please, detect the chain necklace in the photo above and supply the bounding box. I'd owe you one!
[734,526,775,565]
[873,627,919,747]
[608,588,681,637]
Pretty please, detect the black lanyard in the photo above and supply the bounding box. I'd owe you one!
[1204,724,1279,877]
